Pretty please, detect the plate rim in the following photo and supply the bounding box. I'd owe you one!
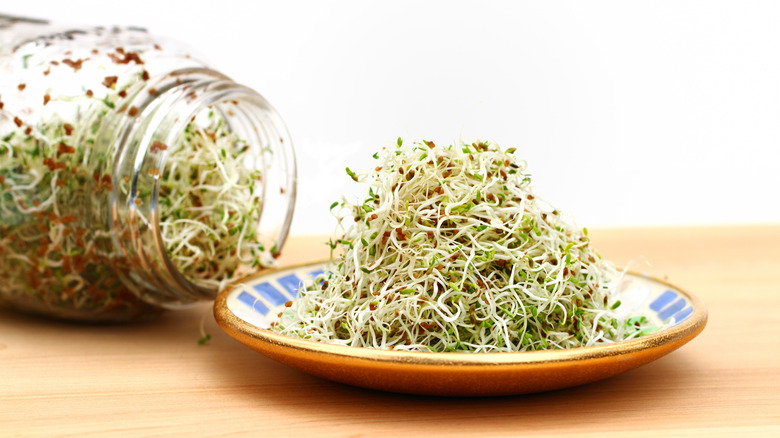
[214,260,708,368]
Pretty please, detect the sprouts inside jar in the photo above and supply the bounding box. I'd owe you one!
[274,139,661,352]
[156,107,268,290]
[0,25,287,319]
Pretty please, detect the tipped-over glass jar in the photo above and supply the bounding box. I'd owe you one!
[0,16,296,321]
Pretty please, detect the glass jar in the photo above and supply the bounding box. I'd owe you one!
[0,15,296,321]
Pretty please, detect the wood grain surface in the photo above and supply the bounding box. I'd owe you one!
[1,226,779,437]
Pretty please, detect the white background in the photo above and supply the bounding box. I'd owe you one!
[4,1,779,234]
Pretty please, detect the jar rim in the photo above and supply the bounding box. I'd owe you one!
[113,69,296,305]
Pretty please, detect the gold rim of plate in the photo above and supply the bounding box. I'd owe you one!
[214,261,708,397]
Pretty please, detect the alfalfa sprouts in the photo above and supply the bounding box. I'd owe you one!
[156,111,267,290]
[274,138,659,352]
[0,31,278,319]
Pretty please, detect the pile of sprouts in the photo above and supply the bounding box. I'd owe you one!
[274,139,658,352]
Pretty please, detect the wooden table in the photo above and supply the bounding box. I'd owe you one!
[2,226,779,437]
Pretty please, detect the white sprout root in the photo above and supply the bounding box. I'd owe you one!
[274,139,658,352]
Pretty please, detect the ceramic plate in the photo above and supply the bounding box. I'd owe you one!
[214,261,707,397]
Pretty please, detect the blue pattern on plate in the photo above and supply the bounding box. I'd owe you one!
[253,282,289,306]
[672,306,693,322]
[237,290,270,314]
[648,290,693,323]
[234,269,326,319]
[277,273,303,296]
[649,290,677,311]
[658,298,686,321]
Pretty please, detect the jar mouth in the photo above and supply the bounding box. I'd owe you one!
[112,69,296,305]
